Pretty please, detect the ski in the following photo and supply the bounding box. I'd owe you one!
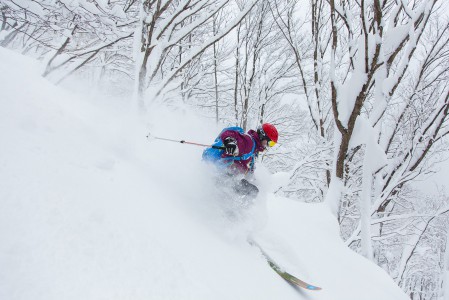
[249,240,322,291]
[265,257,322,290]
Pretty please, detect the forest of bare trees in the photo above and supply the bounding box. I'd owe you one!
[1,0,448,299]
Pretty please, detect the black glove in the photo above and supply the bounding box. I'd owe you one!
[223,137,238,155]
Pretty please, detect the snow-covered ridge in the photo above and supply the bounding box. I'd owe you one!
[0,48,407,300]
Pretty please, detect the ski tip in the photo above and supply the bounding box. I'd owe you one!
[306,285,322,291]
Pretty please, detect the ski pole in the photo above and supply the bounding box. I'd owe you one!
[146,132,225,150]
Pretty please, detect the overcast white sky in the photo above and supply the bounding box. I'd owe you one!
[414,158,449,195]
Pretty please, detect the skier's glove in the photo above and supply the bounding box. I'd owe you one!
[223,137,238,155]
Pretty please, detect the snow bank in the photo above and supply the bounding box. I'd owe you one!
[254,197,409,300]
[0,48,408,300]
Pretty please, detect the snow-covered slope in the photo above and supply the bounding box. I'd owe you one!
[0,48,408,300]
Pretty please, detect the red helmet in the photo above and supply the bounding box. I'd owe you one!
[261,123,278,143]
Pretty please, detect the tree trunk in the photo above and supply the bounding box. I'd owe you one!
[443,230,449,300]
[213,16,219,124]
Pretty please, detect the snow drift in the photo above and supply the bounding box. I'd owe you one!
[0,47,408,300]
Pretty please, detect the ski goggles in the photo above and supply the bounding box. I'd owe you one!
[267,140,277,147]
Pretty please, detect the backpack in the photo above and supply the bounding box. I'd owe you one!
[202,126,256,170]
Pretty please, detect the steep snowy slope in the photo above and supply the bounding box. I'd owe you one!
[0,47,408,300]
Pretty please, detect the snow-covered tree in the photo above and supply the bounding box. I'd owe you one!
[1,0,135,84]
[134,0,258,109]
[269,0,333,201]
[269,0,448,297]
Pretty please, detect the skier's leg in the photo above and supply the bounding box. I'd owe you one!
[233,178,259,199]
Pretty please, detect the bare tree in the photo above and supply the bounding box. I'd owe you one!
[135,0,257,109]
[269,0,333,197]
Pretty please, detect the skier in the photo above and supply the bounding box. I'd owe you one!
[202,123,278,199]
